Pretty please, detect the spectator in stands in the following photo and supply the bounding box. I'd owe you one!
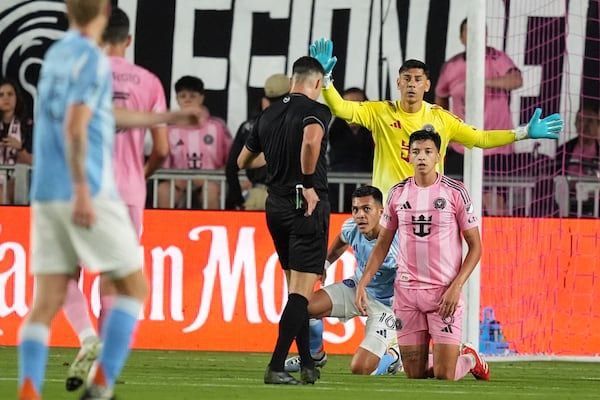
[554,103,600,216]
[435,17,523,216]
[225,73,289,210]
[328,87,374,213]
[157,76,232,209]
[0,77,33,204]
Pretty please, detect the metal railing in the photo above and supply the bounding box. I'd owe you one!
[0,164,30,205]
[483,175,538,216]
[2,164,599,217]
[147,170,374,212]
[554,175,600,218]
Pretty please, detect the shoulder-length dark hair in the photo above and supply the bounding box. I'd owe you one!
[0,77,28,121]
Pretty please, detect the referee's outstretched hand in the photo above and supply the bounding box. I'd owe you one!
[527,107,563,140]
[302,187,319,217]
[309,38,337,75]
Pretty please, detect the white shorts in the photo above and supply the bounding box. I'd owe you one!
[31,198,141,278]
[323,278,396,357]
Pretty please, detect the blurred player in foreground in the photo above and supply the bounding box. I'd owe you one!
[62,6,170,392]
[356,127,489,381]
[285,185,401,375]
[18,1,200,399]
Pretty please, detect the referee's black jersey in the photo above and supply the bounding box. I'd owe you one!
[245,93,332,197]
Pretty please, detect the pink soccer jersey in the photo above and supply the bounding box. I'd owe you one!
[381,174,479,289]
[436,48,518,155]
[110,56,167,209]
[162,117,232,170]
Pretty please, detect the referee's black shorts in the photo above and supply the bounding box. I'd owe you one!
[265,193,330,274]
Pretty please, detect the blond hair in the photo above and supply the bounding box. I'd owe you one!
[65,0,108,26]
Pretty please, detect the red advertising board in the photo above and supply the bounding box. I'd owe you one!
[1,207,599,355]
[0,208,364,353]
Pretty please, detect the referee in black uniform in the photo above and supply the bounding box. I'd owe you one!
[238,56,331,385]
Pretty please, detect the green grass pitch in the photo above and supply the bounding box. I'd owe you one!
[1,346,599,399]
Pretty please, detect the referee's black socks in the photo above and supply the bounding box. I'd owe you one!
[268,293,310,370]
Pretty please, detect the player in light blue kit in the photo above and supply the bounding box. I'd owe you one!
[285,185,401,375]
[17,2,200,399]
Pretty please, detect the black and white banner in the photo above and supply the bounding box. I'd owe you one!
[0,0,598,143]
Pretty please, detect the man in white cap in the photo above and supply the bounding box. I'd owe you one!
[225,73,290,210]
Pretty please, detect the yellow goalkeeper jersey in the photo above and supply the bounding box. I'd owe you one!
[321,84,516,199]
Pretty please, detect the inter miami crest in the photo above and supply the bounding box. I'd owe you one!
[203,134,214,145]
[433,197,447,210]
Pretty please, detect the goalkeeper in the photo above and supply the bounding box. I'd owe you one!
[309,38,564,200]
[285,185,402,375]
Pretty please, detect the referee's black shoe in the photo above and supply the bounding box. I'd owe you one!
[300,366,320,384]
[264,367,301,385]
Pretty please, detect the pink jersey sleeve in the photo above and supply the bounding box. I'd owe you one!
[453,182,480,232]
[487,48,520,77]
[380,182,404,232]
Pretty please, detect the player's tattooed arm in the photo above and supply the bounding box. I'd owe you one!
[65,103,96,227]
[65,104,92,185]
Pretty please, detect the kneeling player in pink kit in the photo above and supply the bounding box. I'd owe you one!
[355,126,490,381]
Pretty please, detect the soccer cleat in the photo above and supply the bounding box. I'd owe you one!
[264,366,301,385]
[386,344,403,375]
[284,352,328,373]
[79,384,115,400]
[66,337,102,391]
[300,367,321,384]
[461,343,491,381]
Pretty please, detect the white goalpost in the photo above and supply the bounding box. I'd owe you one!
[462,0,486,354]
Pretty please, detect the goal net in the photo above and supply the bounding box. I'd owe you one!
[463,0,600,358]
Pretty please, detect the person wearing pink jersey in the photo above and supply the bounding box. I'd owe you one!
[355,126,490,381]
[107,9,169,234]
[435,18,523,215]
[63,7,169,392]
[157,76,232,209]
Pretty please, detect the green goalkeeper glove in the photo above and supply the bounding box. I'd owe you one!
[513,108,564,140]
[309,38,337,87]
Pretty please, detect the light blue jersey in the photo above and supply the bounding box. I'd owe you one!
[31,30,117,201]
[341,218,398,306]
